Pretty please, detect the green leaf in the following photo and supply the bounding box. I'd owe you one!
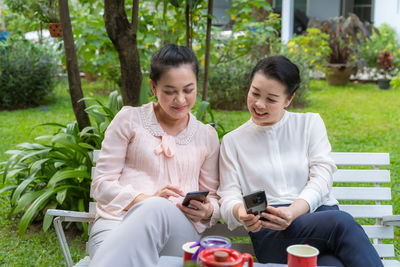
[36,122,66,128]
[78,198,88,235]
[0,185,17,194]
[43,202,58,232]
[18,189,55,235]
[11,172,38,206]
[78,142,96,150]
[56,188,67,204]
[18,148,51,163]
[51,133,88,156]
[14,190,44,214]
[31,158,51,172]
[48,169,90,188]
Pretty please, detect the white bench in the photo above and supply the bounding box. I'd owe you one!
[46,151,400,266]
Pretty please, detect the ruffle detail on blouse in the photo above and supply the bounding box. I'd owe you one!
[139,102,199,145]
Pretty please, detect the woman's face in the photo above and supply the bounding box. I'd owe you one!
[151,64,197,122]
[247,72,294,126]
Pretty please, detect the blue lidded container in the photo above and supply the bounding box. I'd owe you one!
[190,235,232,262]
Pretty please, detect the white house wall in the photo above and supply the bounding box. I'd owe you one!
[373,0,400,42]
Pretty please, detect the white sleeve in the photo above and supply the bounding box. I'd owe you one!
[298,114,337,212]
[217,135,245,230]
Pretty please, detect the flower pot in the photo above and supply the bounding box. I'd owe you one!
[47,23,63,38]
[377,79,391,90]
[325,64,354,86]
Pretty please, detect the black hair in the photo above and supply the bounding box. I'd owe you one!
[150,44,199,84]
[249,55,300,97]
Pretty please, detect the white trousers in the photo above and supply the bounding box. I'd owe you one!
[88,197,201,267]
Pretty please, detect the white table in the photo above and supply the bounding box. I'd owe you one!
[157,256,286,266]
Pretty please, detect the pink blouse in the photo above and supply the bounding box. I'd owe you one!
[91,102,220,232]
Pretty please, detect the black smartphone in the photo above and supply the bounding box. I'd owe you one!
[243,190,268,221]
[182,190,209,207]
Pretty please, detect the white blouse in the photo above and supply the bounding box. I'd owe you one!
[217,111,338,230]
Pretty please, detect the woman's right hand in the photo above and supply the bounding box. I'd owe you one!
[234,203,262,233]
[152,185,185,199]
[124,185,184,211]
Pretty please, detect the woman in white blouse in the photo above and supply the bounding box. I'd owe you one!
[217,56,382,266]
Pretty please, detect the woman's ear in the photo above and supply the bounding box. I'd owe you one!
[149,80,157,96]
[285,93,295,108]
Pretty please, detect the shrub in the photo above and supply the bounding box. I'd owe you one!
[360,24,400,78]
[0,38,58,109]
[0,91,122,234]
[207,57,255,110]
[279,28,330,107]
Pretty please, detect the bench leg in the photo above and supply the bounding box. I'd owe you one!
[53,216,74,267]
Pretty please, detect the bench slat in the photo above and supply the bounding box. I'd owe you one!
[331,152,390,166]
[374,244,395,258]
[93,150,100,163]
[382,260,400,267]
[333,169,391,183]
[362,225,394,239]
[340,205,393,218]
[332,187,392,201]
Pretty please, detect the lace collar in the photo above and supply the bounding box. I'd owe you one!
[139,102,199,145]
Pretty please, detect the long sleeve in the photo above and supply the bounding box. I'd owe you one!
[298,114,337,212]
[194,126,221,232]
[91,107,141,218]
[217,136,244,230]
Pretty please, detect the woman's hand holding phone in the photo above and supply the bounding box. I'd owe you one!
[177,196,213,222]
[234,203,262,233]
[259,199,310,230]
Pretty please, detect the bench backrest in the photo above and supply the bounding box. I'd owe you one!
[91,151,395,259]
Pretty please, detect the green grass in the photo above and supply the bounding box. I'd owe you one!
[1,79,399,265]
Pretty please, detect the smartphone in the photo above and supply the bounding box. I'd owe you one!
[182,190,209,207]
[243,190,268,221]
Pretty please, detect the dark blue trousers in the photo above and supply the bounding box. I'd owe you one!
[248,205,383,267]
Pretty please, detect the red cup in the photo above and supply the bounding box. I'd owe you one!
[287,244,319,267]
[182,241,199,263]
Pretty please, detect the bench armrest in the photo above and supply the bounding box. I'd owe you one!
[382,215,400,226]
[46,209,96,267]
[46,209,95,223]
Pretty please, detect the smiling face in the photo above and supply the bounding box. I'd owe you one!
[151,64,197,123]
[247,72,294,126]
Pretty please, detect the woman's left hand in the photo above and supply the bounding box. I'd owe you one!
[177,197,213,222]
[259,199,310,231]
[259,206,295,231]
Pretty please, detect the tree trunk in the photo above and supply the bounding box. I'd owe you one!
[59,0,91,131]
[104,0,142,106]
[202,0,213,101]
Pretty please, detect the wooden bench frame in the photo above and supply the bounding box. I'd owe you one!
[47,151,400,266]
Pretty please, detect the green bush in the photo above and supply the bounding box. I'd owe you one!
[207,57,255,110]
[279,28,330,108]
[0,91,122,235]
[0,39,58,109]
[360,23,400,77]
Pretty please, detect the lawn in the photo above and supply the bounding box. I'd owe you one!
[0,79,399,266]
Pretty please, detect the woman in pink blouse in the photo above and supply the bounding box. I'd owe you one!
[89,44,220,267]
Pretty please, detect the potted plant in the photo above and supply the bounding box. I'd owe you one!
[376,50,396,89]
[37,0,62,37]
[311,13,377,85]
[360,24,400,87]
